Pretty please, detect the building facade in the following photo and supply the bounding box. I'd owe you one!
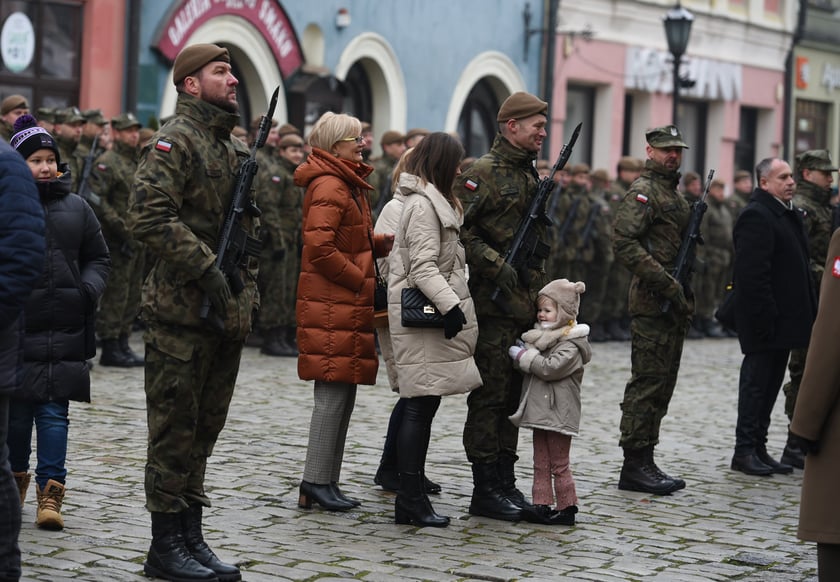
[550,0,797,183]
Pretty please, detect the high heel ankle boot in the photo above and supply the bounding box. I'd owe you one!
[298,480,353,511]
[394,472,449,527]
[330,482,361,507]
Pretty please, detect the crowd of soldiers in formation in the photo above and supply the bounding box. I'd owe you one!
[1,94,792,354]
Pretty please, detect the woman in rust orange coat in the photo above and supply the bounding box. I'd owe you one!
[293,112,393,511]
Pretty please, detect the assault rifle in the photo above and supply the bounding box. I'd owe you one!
[77,134,100,205]
[491,122,582,313]
[661,168,715,313]
[200,86,279,328]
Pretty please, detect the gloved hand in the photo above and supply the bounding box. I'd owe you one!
[443,305,467,339]
[495,263,519,299]
[663,278,691,315]
[198,265,232,315]
[508,344,527,361]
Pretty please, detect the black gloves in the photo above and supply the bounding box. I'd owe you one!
[198,265,232,315]
[495,263,519,299]
[789,432,820,456]
[443,305,467,339]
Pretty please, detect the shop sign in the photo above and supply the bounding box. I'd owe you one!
[796,56,810,90]
[822,63,840,93]
[625,47,742,102]
[154,0,303,78]
[1,12,35,74]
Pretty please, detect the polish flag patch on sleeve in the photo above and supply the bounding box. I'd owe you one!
[464,179,479,191]
[155,140,172,153]
[635,193,649,204]
[832,257,840,278]
[271,175,281,183]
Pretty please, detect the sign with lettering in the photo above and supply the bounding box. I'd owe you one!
[625,46,742,102]
[1,12,35,73]
[154,0,303,78]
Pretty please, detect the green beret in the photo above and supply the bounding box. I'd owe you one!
[797,149,838,172]
[645,125,689,149]
[173,43,230,85]
[497,92,548,122]
[111,112,141,131]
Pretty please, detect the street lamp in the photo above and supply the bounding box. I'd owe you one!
[663,3,694,126]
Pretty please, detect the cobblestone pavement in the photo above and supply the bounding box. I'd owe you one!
[17,334,817,581]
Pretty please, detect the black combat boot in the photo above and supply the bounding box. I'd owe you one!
[119,333,145,366]
[468,462,523,521]
[756,446,793,474]
[260,327,294,357]
[643,445,685,490]
[780,431,805,469]
[284,326,299,356]
[618,447,681,495]
[394,472,449,527]
[182,505,241,582]
[144,511,218,582]
[99,338,135,368]
[497,454,532,509]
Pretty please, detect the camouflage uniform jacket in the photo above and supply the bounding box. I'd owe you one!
[702,197,733,268]
[726,190,750,220]
[455,133,548,327]
[130,93,259,342]
[254,151,286,251]
[370,153,398,210]
[794,179,833,290]
[277,156,303,240]
[578,188,613,264]
[606,179,632,209]
[87,139,138,247]
[613,159,691,316]
[553,182,591,263]
[72,134,105,193]
[56,136,79,183]
[0,120,13,142]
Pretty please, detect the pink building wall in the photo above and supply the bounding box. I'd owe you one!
[79,0,127,117]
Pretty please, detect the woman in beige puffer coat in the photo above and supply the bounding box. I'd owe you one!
[386,133,482,527]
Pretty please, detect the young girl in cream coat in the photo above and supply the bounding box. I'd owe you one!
[509,279,591,525]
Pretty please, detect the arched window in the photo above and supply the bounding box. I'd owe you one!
[458,79,499,157]
[343,62,372,124]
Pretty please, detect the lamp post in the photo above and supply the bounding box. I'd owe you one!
[663,3,694,126]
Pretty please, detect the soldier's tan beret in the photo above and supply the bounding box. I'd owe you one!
[1,94,28,116]
[569,163,590,175]
[277,123,301,138]
[617,156,638,171]
[173,44,230,85]
[380,130,404,146]
[496,92,547,122]
[734,170,751,181]
[279,133,304,148]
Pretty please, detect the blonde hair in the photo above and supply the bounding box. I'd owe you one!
[307,112,362,151]
[390,147,414,192]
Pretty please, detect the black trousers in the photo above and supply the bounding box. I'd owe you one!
[818,543,840,582]
[396,396,441,478]
[734,350,790,456]
[0,395,22,582]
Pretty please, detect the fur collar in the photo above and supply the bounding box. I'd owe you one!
[522,322,590,351]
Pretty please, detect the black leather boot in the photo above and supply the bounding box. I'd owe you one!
[497,455,531,509]
[284,326,299,356]
[298,481,353,511]
[182,505,241,582]
[468,462,523,521]
[780,432,806,469]
[643,445,685,490]
[330,482,361,507]
[618,447,681,495]
[260,327,294,357]
[119,333,145,366]
[144,511,218,582]
[394,472,449,527]
[99,338,135,368]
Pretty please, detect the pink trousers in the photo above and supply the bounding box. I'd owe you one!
[531,428,578,510]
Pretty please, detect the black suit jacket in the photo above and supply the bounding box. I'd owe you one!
[733,188,817,354]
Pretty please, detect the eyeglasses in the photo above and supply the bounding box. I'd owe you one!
[337,136,364,144]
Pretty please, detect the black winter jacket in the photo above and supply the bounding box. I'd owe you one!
[15,167,110,403]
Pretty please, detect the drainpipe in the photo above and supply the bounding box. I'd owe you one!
[124,0,141,113]
[783,0,806,161]
[543,0,558,157]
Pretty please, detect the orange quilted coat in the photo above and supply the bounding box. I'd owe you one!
[293,147,387,385]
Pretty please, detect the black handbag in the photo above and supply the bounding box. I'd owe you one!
[714,281,737,332]
[401,287,445,327]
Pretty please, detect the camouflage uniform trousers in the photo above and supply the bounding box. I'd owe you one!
[577,257,612,323]
[601,262,631,322]
[782,347,806,421]
[694,250,730,320]
[463,317,527,464]
[144,324,244,513]
[95,241,144,339]
[619,313,689,449]
[257,233,300,330]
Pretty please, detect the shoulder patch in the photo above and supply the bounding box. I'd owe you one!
[271,175,281,183]
[96,163,107,171]
[464,179,479,192]
[833,257,840,278]
[155,140,172,153]
[635,193,649,204]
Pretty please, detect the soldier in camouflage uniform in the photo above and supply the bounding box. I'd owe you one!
[548,164,591,281]
[455,92,550,522]
[73,109,108,192]
[578,168,615,342]
[693,178,732,338]
[369,130,406,219]
[35,107,56,133]
[612,125,693,496]
[780,150,837,469]
[257,133,305,356]
[130,44,256,582]
[601,157,642,341]
[727,169,753,220]
[88,113,145,368]
[52,107,84,180]
[0,94,28,142]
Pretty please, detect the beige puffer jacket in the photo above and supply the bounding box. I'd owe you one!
[387,173,482,398]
